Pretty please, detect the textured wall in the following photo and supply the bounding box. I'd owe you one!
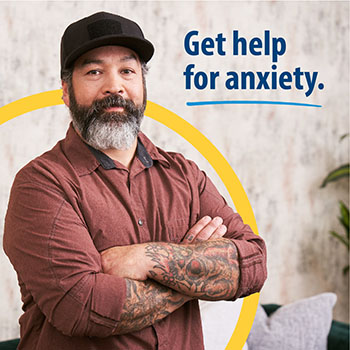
[0,0,348,342]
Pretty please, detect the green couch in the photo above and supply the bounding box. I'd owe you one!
[0,339,19,350]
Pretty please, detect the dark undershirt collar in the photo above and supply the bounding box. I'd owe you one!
[87,139,154,170]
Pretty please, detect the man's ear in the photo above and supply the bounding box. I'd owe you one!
[61,81,70,107]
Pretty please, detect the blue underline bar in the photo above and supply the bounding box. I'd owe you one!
[186,100,322,108]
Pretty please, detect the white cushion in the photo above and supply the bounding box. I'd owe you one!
[247,293,337,350]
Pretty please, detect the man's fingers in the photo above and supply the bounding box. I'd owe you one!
[182,216,212,244]
[182,216,226,244]
[194,216,224,241]
[209,224,227,240]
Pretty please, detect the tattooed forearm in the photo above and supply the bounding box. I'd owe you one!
[145,239,239,300]
[114,279,191,335]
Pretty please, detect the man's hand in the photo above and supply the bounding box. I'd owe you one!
[181,215,227,244]
[101,244,150,280]
[101,216,226,279]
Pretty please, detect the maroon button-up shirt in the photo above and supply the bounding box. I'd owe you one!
[3,124,266,350]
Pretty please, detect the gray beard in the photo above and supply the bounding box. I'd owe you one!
[68,90,145,151]
[73,113,141,151]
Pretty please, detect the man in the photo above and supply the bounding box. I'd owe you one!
[3,11,267,350]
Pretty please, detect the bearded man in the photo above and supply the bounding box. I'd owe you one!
[3,12,267,350]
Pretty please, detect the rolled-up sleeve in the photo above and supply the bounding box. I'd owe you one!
[3,170,126,337]
[187,160,267,299]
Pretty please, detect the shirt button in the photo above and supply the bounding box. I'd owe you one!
[138,219,143,226]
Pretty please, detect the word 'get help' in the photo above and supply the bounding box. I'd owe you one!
[184,30,286,62]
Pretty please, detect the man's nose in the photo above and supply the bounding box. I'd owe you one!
[103,73,124,96]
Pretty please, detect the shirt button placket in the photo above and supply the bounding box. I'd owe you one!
[129,172,148,241]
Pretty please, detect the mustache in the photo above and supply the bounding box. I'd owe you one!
[88,94,136,114]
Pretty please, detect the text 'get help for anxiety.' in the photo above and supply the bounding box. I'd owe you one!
[183,30,324,97]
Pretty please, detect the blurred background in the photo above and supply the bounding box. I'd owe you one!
[0,0,348,343]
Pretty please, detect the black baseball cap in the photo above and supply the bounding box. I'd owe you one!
[60,12,154,75]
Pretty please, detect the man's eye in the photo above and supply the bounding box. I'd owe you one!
[122,69,134,74]
[87,70,101,75]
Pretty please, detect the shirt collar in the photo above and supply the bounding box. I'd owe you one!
[137,132,170,168]
[62,124,170,176]
[87,138,154,170]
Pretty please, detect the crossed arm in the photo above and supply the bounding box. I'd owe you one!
[102,216,240,335]
[4,162,266,339]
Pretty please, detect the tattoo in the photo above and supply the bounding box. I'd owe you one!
[145,239,239,300]
[114,279,189,335]
[187,234,194,242]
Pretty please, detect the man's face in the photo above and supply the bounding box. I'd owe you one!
[62,45,146,151]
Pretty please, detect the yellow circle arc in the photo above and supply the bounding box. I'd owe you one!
[0,90,259,350]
